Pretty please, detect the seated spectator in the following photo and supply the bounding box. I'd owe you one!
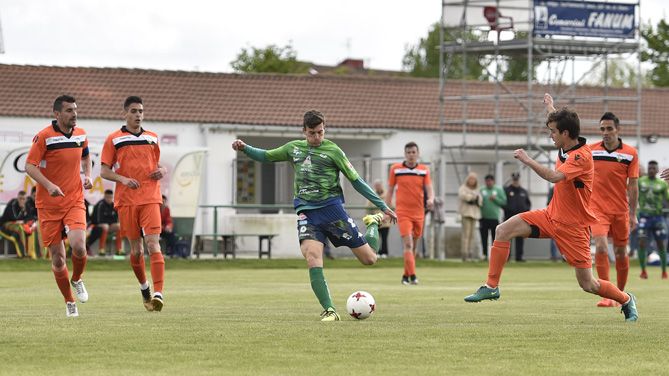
[87,190,123,256]
[0,191,37,259]
[161,195,177,257]
[25,186,44,258]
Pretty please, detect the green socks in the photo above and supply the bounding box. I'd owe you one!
[309,267,334,311]
[364,223,380,252]
[638,247,647,271]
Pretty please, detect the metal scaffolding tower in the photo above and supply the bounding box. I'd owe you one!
[438,0,642,195]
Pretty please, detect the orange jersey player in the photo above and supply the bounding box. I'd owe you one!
[546,94,639,308]
[464,97,638,323]
[100,96,166,312]
[25,95,93,317]
[386,142,434,285]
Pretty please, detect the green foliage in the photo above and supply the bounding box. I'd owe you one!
[231,44,310,74]
[0,262,666,375]
[641,19,669,87]
[402,22,486,79]
[584,59,650,88]
[502,32,541,82]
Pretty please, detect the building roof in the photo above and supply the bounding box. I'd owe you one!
[0,63,666,136]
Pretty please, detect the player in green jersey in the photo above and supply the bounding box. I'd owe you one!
[232,110,397,321]
[637,160,669,279]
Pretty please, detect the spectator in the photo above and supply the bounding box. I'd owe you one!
[458,172,483,261]
[504,172,531,262]
[86,190,122,256]
[25,186,43,258]
[479,174,507,260]
[160,195,177,257]
[0,190,36,259]
[367,179,390,258]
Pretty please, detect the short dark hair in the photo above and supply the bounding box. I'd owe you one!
[53,95,76,112]
[162,194,167,200]
[484,174,494,180]
[303,110,325,129]
[405,142,419,151]
[17,190,26,197]
[124,96,143,110]
[104,189,114,195]
[649,160,658,166]
[546,108,580,139]
[600,112,620,127]
[31,186,37,194]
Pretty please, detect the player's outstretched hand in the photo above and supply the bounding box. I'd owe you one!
[513,149,531,164]
[83,176,93,190]
[661,168,669,183]
[543,93,556,113]
[232,139,246,151]
[384,208,398,224]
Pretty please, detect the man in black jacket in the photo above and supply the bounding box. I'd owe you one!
[86,190,122,256]
[504,172,532,261]
[0,191,36,258]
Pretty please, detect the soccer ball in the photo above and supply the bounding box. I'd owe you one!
[346,291,375,320]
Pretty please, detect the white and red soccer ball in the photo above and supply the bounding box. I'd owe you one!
[346,291,375,320]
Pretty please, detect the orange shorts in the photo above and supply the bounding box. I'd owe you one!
[397,213,424,238]
[38,205,87,246]
[520,209,592,269]
[590,211,629,247]
[117,204,162,240]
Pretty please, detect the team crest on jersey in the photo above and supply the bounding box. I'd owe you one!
[575,154,581,161]
[298,213,307,220]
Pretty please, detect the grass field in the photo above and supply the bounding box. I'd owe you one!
[1,258,667,376]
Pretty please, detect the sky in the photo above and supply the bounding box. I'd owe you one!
[0,0,666,73]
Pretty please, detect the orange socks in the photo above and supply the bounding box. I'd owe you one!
[486,240,510,288]
[71,253,87,282]
[403,251,416,277]
[150,252,165,294]
[595,252,610,281]
[615,254,629,291]
[52,265,74,302]
[130,253,147,285]
[597,279,629,305]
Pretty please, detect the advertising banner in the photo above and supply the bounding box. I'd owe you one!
[533,0,636,38]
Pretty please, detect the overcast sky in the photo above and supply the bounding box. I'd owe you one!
[0,0,666,73]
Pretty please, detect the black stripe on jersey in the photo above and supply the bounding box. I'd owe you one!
[395,172,426,177]
[592,155,632,165]
[46,142,84,150]
[114,140,154,149]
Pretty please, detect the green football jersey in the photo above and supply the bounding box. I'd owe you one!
[638,176,669,216]
[265,139,359,204]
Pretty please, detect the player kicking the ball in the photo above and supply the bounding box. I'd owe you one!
[464,100,638,322]
[232,110,397,321]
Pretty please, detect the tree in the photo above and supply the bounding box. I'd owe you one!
[641,19,669,87]
[501,32,541,82]
[402,22,487,80]
[583,59,649,88]
[230,44,310,74]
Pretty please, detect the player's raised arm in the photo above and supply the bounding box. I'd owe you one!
[514,148,565,183]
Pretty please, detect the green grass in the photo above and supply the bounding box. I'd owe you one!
[0,259,667,375]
